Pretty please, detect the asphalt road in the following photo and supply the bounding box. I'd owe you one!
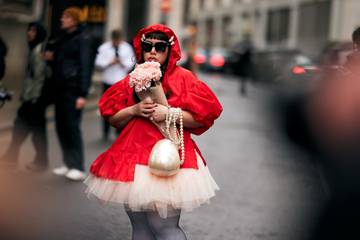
[0,73,326,240]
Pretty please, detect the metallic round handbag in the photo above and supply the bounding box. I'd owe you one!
[148,139,181,177]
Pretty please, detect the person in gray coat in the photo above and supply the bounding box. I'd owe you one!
[1,22,48,171]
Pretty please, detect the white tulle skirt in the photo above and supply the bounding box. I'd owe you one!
[84,153,219,218]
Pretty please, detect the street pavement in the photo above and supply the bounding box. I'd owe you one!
[0,72,326,240]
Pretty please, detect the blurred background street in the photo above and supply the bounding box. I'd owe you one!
[1,0,360,239]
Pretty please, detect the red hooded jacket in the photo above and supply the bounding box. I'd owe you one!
[89,24,223,182]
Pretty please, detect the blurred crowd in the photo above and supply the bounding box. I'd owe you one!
[0,7,135,181]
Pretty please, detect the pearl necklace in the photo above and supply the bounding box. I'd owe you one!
[165,107,184,164]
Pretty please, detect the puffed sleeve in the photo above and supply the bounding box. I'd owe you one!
[99,76,133,118]
[183,75,223,135]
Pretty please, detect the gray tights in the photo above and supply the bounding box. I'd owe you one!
[126,210,187,240]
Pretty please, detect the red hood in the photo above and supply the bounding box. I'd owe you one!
[133,24,181,74]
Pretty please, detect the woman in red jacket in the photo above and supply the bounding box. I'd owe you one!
[85,24,222,239]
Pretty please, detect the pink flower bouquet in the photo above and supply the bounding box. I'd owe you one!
[129,61,169,135]
[129,61,162,92]
[129,61,168,106]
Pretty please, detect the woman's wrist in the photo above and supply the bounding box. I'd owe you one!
[129,105,136,117]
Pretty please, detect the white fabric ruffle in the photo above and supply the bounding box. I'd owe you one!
[84,152,219,218]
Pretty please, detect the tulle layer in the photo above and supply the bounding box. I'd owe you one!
[84,153,219,218]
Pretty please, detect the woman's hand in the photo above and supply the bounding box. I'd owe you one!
[76,97,86,109]
[42,51,54,61]
[150,104,168,122]
[132,98,156,118]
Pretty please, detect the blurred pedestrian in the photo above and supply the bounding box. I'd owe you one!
[0,22,48,170]
[85,24,222,239]
[0,35,10,106]
[306,26,360,240]
[344,26,360,73]
[233,35,254,96]
[95,29,135,141]
[279,26,360,239]
[0,35,7,83]
[51,7,92,181]
[352,26,360,51]
[182,25,198,73]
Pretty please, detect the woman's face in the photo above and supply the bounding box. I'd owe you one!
[27,26,37,42]
[142,38,169,65]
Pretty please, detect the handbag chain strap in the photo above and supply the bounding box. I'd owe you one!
[165,107,184,165]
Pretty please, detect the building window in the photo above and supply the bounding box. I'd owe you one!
[199,0,205,10]
[205,18,214,48]
[266,8,290,44]
[183,0,191,25]
[222,15,232,48]
[297,1,331,56]
[2,0,33,8]
[0,0,33,14]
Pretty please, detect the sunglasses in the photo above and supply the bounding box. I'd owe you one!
[141,41,169,53]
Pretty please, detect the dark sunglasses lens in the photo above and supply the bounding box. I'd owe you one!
[142,42,153,52]
[154,42,167,52]
[142,41,168,53]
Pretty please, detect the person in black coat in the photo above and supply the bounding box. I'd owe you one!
[51,7,92,181]
[0,36,7,82]
[233,36,254,96]
[0,36,10,107]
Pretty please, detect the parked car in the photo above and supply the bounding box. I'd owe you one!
[192,47,232,72]
[305,42,354,85]
[252,49,320,83]
[319,41,353,68]
[179,48,206,71]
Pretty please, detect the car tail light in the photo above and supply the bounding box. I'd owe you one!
[292,66,306,75]
[193,54,206,64]
[209,55,225,67]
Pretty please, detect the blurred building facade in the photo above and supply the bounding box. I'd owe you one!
[3,0,360,91]
[186,0,360,57]
[146,0,195,60]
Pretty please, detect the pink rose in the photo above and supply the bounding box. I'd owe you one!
[129,62,162,92]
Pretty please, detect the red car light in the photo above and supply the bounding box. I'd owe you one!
[210,55,225,67]
[193,54,206,64]
[292,66,306,75]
